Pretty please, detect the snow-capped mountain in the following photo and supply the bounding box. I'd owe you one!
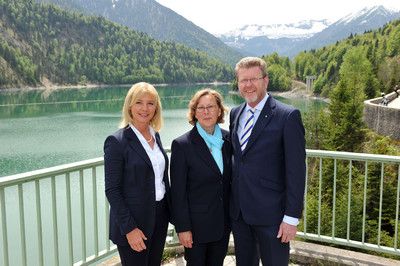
[217,19,332,41]
[218,5,400,58]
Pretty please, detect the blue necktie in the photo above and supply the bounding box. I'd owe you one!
[240,108,255,152]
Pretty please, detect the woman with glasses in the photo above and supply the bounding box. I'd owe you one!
[170,88,232,266]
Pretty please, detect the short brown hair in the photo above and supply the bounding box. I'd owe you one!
[235,57,268,79]
[119,82,163,131]
[187,88,228,126]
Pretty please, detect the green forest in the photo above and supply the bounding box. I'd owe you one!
[0,0,234,88]
[230,20,400,94]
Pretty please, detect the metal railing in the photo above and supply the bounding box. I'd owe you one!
[0,158,113,266]
[0,149,399,265]
[299,150,400,256]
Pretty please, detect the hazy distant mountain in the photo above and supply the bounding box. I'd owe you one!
[218,5,400,59]
[289,6,400,58]
[38,0,244,67]
[217,20,331,57]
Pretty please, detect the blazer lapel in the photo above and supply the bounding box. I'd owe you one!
[232,103,246,151]
[155,132,170,188]
[124,127,152,167]
[221,130,231,168]
[191,127,222,175]
[155,132,168,164]
[243,95,275,154]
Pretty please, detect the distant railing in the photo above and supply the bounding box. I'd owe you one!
[0,149,399,265]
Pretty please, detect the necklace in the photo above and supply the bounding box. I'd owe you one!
[146,134,153,143]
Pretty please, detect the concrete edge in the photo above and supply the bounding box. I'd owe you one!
[99,239,400,266]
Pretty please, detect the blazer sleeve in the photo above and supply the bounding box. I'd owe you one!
[104,135,138,235]
[283,109,306,218]
[170,139,192,233]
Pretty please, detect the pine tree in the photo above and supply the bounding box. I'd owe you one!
[326,47,369,152]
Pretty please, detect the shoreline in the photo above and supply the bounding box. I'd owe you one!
[272,89,331,103]
[0,81,232,92]
[230,89,330,103]
[1,82,330,103]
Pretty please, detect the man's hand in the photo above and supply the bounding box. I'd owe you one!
[126,228,147,252]
[178,231,193,248]
[277,221,297,243]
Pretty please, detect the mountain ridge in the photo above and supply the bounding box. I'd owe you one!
[218,5,400,59]
[37,0,244,67]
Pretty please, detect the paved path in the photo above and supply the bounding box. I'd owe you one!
[162,255,238,266]
[388,96,400,108]
[162,255,300,265]
[100,240,400,266]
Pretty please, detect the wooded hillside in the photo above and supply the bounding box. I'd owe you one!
[0,0,234,88]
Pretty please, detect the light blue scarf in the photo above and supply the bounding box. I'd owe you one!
[196,121,224,173]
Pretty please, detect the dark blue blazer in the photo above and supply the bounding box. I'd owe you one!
[170,126,231,243]
[229,94,306,226]
[104,127,170,246]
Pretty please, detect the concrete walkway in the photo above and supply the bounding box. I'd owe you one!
[388,96,400,108]
[99,239,400,266]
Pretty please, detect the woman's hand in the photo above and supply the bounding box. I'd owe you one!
[178,231,193,248]
[126,228,147,252]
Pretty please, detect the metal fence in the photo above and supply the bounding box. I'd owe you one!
[0,149,399,265]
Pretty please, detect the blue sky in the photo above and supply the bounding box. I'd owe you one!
[156,0,400,34]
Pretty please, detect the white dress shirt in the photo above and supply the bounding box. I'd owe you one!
[130,125,166,201]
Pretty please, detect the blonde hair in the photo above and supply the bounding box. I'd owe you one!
[119,82,163,131]
[187,88,228,126]
[235,57,268,79]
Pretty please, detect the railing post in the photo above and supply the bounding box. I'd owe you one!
[92,167,99,256]
[332,159,337,239]
[362,162,368,244]
[66,173,74,265]
[395,164,400,250]
[378,163,385,247]
[35,180,44,266]
[18,184,27,266]
[303,157,308,235]
[1,187,9,266]
[318,158,322,237]
[79,170,87,263]
[51,176,60,266]
[347,160,352,241]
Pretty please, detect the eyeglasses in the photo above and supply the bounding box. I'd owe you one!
[238,77,265,85]
[196,105,217,113]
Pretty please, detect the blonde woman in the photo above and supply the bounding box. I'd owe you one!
[104,82,170,266]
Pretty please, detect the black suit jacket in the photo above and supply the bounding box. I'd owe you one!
[229,94,306,225]
[104,127,170,246]
[170,126,231,243]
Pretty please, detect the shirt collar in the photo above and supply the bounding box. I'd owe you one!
[129,124,155,140]
[245,93,269,113]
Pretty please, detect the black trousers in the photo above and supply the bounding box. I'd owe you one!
[184,232,230,266]
[231,214,289,266]
[117,199,169,266]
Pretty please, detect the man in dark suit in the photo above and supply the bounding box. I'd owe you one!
[229,57,306,266]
